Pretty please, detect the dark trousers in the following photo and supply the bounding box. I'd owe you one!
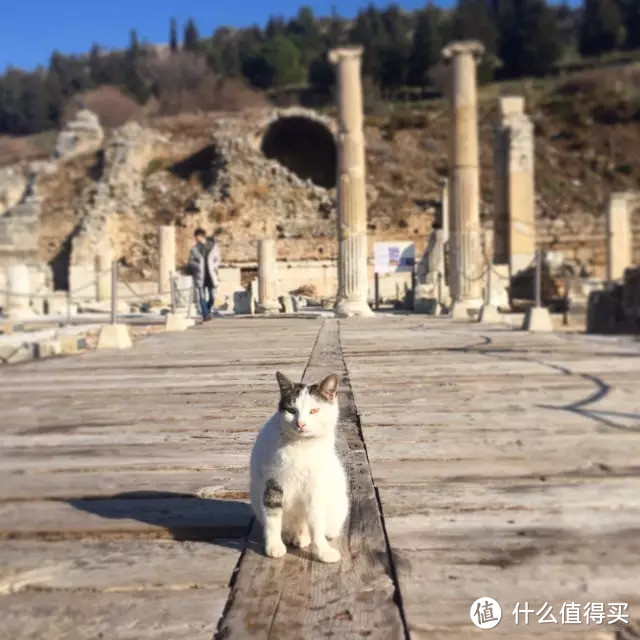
[196,284,215,318]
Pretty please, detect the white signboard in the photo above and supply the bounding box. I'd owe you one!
[374,242,415,274]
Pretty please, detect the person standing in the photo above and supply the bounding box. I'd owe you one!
[188,228,221,320]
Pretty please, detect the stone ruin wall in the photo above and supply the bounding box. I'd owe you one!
[1,104,639,301]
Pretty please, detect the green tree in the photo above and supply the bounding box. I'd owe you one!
[49,51,93,98]
[287,6,322,65]
[378,4,412,92]
[349,5,390,84]
[616,0,640,48]
[208,28,242,76]
[497,0,562,77]
[184,18,200,51]
[265,16,287,39]
[327,4,345,47]
[452,0,499,81]
[309,53,334,89]
[243,35,306,89]
[170,17,179,52]
[578,0,623,55]
[123,29,150,103]
[452,0,499,53]
[408,4,443,86]
[236,27,264,64]
[129,29,140,56]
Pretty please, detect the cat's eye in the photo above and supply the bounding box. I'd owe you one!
[310,408,319,414]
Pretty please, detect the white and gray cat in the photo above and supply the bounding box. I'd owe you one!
[249,371,349,563]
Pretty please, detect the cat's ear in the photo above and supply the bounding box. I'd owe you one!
[276,371,295,394]
[316,373,339,403]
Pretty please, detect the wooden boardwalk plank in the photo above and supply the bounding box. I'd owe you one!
[0,318,324,639]
[215,319,406,639]
[3,590,226,640]
[340,317,640,637]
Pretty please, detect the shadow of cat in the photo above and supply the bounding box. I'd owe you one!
[66,490,253,549]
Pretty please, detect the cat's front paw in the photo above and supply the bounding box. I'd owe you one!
[265,539,287,559]
[315,544,341,564]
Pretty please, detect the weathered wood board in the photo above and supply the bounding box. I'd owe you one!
[340,317,640,637]
[2,313,639,638]
[215,319,406,639]
[0,318,323,639]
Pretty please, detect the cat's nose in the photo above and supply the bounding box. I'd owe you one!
[297,420,306,430]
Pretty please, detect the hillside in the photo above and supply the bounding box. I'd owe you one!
[3,63,640,286]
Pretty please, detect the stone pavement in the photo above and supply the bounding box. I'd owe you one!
[0,316,639,639]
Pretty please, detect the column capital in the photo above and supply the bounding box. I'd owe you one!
[328,46,364,65]
[441,40,485,63]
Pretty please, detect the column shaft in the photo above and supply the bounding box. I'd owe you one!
[494,97,536,274]
[6,264,32,319]
[606,193,632,282]
[158,225,176,294]
[329,47,373,318]
[257,238,279,314]
[443,41,484,305]
[95,248,113,302]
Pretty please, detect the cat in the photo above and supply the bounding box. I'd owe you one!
[249,371,349,563]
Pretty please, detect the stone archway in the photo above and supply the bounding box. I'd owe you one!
[257,109,337,189]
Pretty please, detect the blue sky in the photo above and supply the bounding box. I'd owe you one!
[1,0,439,71]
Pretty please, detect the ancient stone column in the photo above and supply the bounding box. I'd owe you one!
[442,41,485,315]
[493,96,536,274]
[5,264,32,319]
[606,193,632,283]
[257,238,280,314]
[95,248,113,302]
[158,225,176,294]
[441,178,450,243]
[329,46,373,318]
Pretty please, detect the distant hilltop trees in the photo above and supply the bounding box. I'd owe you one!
[2,0,640,136]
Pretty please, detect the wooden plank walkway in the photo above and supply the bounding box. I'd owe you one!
[0,319,321,639]
[341,316,640,638]
[1,315,639,639]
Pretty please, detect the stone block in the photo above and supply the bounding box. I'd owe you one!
[622,267,640,321]
[233,290,254,315]
[0,341,33,364]
[97,324,132,350]
[414,297,440,315]
[34,339,62,359]
[477,304,502,324]
[44,296,79,317]
[521,306,553,332]
[59,334,87,354]
[586,290,619,334]
[451,299,482,321]
[165,313,195,332]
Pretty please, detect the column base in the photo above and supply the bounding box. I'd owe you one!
[97,324,132,350]
[335,298,374,318]
[521,306,553,332]
[477,304,502,324]
[256,300,281,315]
[450,299,483,321]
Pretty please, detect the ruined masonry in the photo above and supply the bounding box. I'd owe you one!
[493,96,536,276]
